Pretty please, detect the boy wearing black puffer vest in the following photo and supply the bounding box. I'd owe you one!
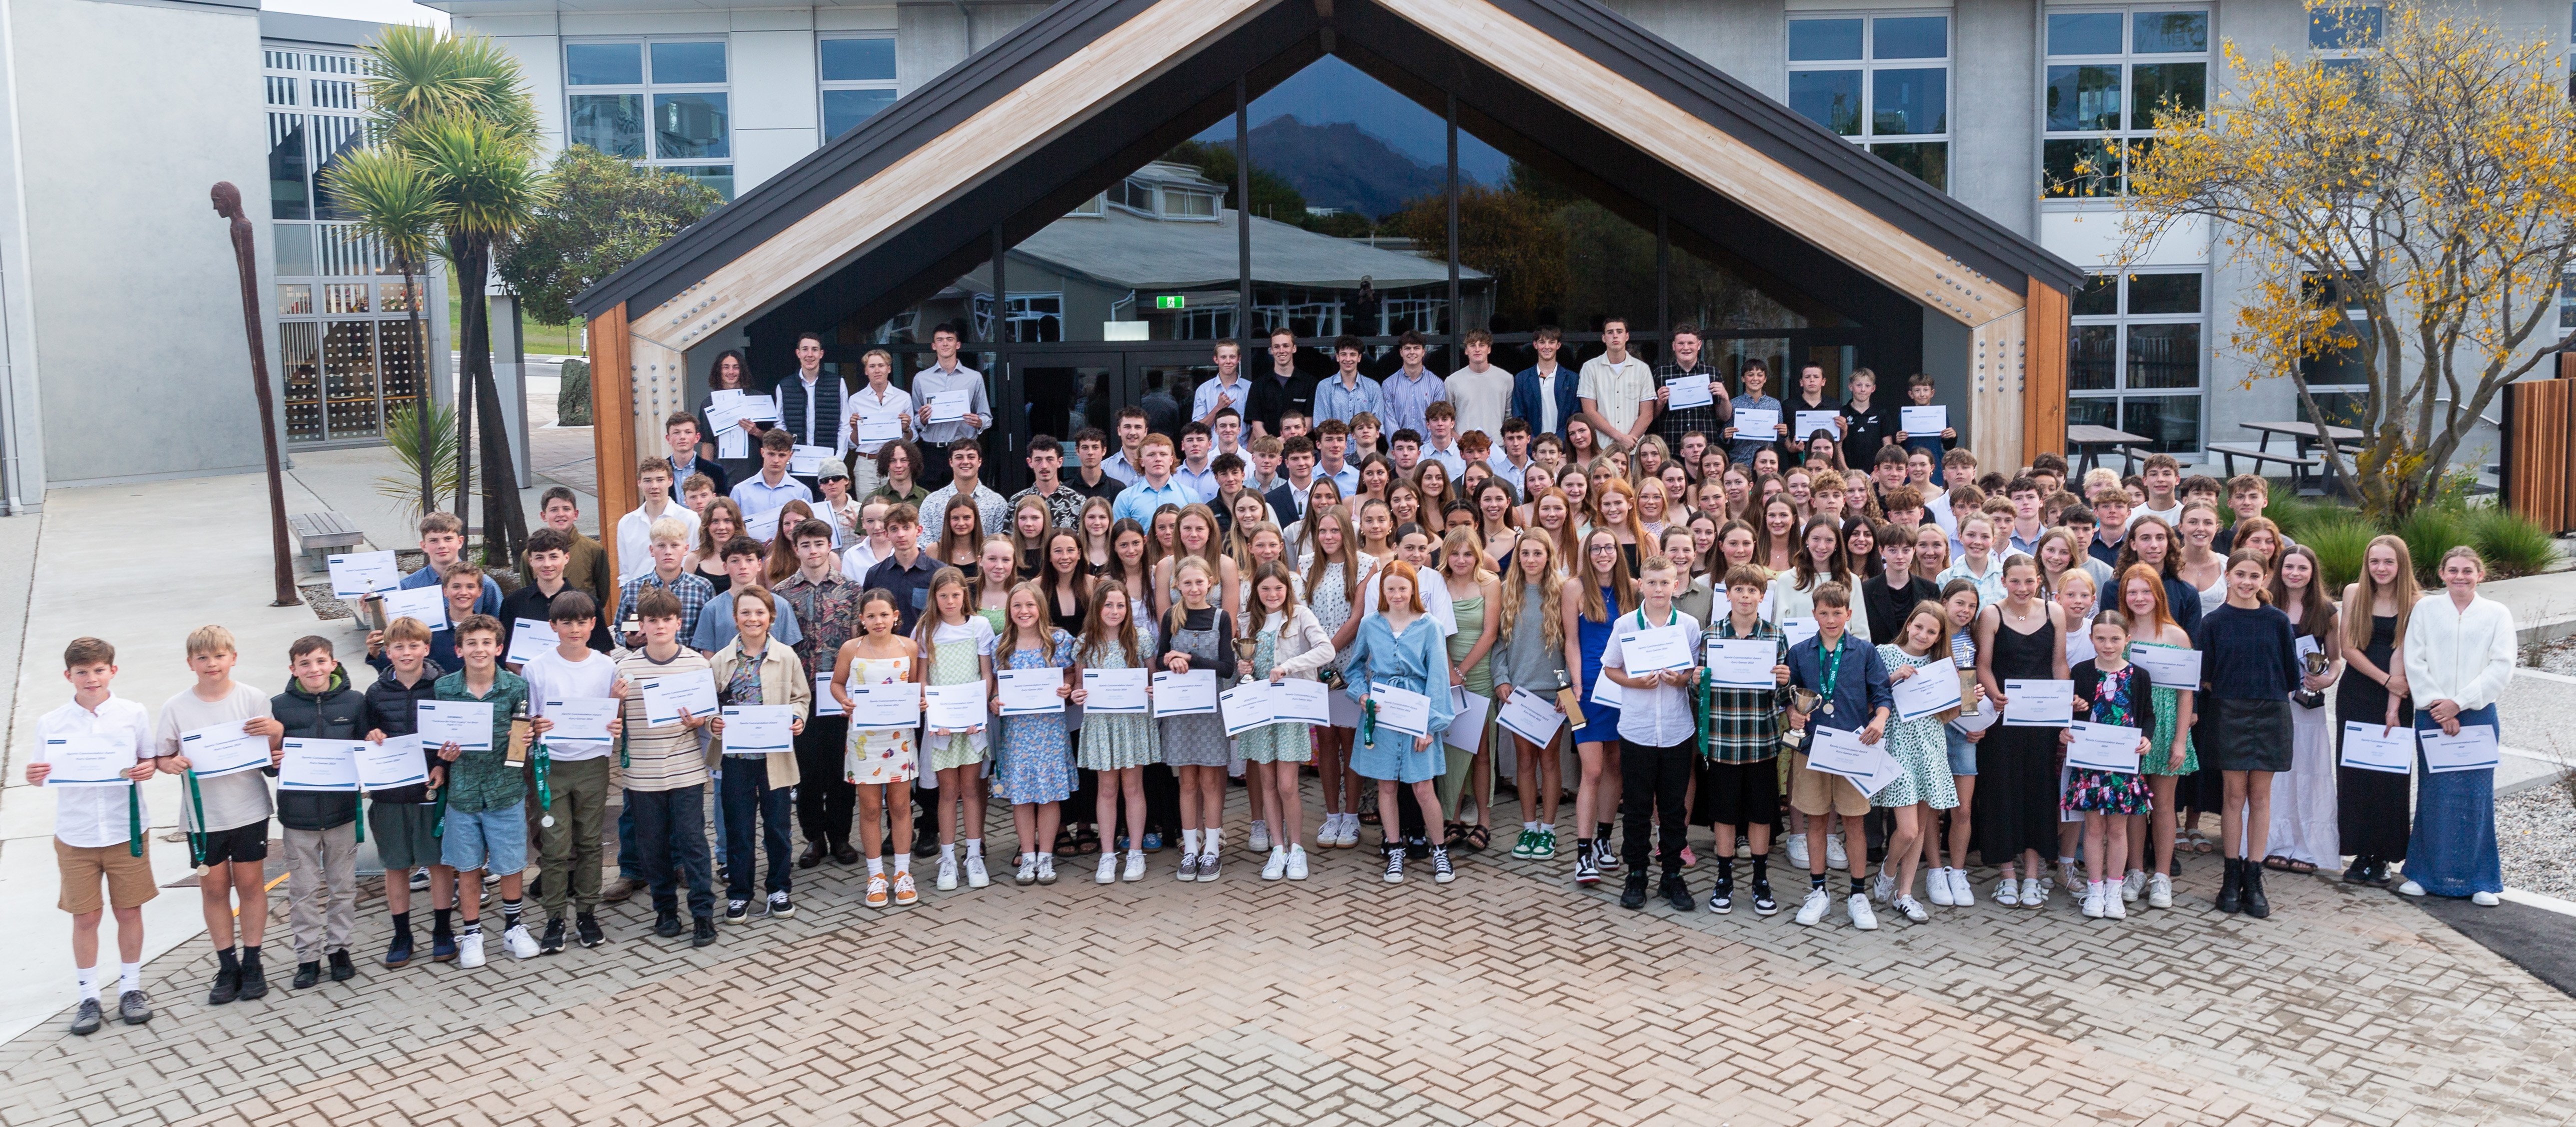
[363,616,449,967]
[272,636,368,990]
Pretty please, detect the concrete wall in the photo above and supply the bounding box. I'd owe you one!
[1610,0,1788,101]
[11,0,274,488]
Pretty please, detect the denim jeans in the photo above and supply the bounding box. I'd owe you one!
[719,760,794,901]
[625,784,713,919]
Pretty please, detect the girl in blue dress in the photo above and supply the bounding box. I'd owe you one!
[1565,527,1636,886]
[993,582,1075,887]
[1345,560,1457,886]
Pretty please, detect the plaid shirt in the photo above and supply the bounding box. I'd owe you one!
[618,570,716,642]
[1009,482,1086,530]
[772,570,860,674]
[1701,615,1789,763]
[1653,361,1729,447]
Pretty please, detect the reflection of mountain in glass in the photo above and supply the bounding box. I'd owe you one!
[1218,117,1447,220]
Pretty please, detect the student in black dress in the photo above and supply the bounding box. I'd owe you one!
[1972,554,2071,910]
[1037,528,1097,856]
[2191,551,2303,919]
[2335,534,2417,886]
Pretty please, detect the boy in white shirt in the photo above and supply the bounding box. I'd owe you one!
[30,637,159,1034]
[840,499,893,582]
[616,458,699,583]
[152,624,285,1005]
[521,591,625,954]
[1599,555,1704,912]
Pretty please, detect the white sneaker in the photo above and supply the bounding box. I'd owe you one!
[2081,885,2106,918]
[1794,886,1832,926]
[1014,856,1039,885]
[458,931,487,968]
[1926,869,1955,906]
[2397,879,2427,897]
[1993,877,2020,907]
[1337,813,1359,846]
[2472,890,2501,906]
[964,854,990,889]
[1122,850,1146,882]
[503,923,539,959]
[1948,868,1976,906]
[1095,854,1118,884]
[1787,834,1811,869]
[2122,868,2147,903]
[1870,872,1894,904]
[1249,820,1270,852]
[1846,893,1878,930]
[1896,895,1929,923]
[1036,855,1056,884]
[2147,872,2174,908]
[1826,834,1848,870]
[2020,877,2044,907]
[1262,846,1289,881]
[936,855,960,891]
[2104,888,2127,919]
[1285,845,1311,881]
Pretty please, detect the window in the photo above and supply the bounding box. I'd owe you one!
[1788,14,1951,190]
[820,36,898,142]
[1162,187,1218,219]
[566,39,731,198]
[2042,9,2208,198]
[972,293,1064,343]
[2298,273,2371,427]
[2310,4,2383,81]
[2068,269,2206,453]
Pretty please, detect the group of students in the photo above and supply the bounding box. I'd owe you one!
[36,327,2523,1036]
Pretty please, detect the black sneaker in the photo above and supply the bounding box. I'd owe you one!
[691,915,718,947]
[1574,851,1602,886]
[576,912,607,948]
[329,950,356,982]
[654,908,683,938]
[767,891,795,918]
[540,917,567,955]
[1663,875,1695,913]
[68,998,102,1036]
[1620,873,1649,910]
[208,965,240,1005]
[236,960,268,1001]
[292,962,321,990]
[1382,846,1405,884]
[117,989,152,1025]
[383,930,414,968]
[1429,846,1454,884]
[1710,879,1736,914]
[1406,835,1431,860]
[724,899,750,924]
[1752,879,1780,916]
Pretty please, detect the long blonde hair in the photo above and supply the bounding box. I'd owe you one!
[1302,504,1363,608]
[2342,533,2420,653]
[1495,530,1566,652]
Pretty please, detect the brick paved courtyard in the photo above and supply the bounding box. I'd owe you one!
[4,784,2571,1127]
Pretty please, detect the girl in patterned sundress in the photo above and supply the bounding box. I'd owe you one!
[1157,556,1239,882]
[832,587,921,909]
[1300,506,1377,848]
[1240,560,1334,880]
[917,566,997,892]
[1075,582,1159,884]
[993,582,1076,888]
[1873,599,1964,924]
[2065,613,2156,921]
[2114,563,2197,910]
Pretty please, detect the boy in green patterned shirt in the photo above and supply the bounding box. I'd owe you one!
[432,615,534,968]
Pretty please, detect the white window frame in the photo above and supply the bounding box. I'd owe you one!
[1786,12,1954,191]
[563,37,732,197]
[817,33,898,143]
[2039,6,2211,200]
[2067,268,2209,455]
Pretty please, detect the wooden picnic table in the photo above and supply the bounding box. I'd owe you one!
[2066,424,2152,475]
[2240,420,2364,494]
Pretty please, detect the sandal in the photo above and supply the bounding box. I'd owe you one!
[1464,825,1491,852]
[2287,859,2317,874]
[2186,829,2215,854]
[1358,794,1380,826]
[1442,821,1467,849]
[2262,854,2292,871]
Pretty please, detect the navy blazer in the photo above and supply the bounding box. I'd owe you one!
[1511,365,1584,440]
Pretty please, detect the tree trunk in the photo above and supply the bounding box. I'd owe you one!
[407,260,432,516]
[456,238,527,568]
[452,244,475,524]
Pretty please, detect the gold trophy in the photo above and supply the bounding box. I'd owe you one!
[1234,634,1261,687]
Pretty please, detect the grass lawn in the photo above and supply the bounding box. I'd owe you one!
[446,268,587,357]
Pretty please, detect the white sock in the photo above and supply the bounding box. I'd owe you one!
[965,838,983,859]
[940,842,957,862]
[866,857,884,876]
[1038,852,1052,864]
[1525,820,1539,832]
[1541,823,1556,835]
[119,962,142,994]
[76,965,99,1002]
[1182,829,1203,854]
[1206,829,1223,852]
[895,854,912,874]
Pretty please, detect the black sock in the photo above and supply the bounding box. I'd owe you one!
[391,911,412,938]
[432,908,454,936]
[1849,877,1866,896]
[241,945,261,968]
[1752,857,1770,881]
[1715,859,1734,884]
[1595,822,1612,842]
[1576,837,1594,855]
[1810,872,1826,890]
[217,947,240,973]
[502,898,525,930]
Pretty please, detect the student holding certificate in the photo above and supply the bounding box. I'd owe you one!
[991,583,1077,887]
[1157,557,1239,883]
[1784,583,1892,930]
[32,637,160,1034]
[1565,528,1635,888]
[2113,564,2198,909]
[1972,555,2071,910]
[706,587,810,925]
[2190,551,2303,918]
[152,624,285,1006]
[1489,535,1571,864]
[2061,616,2155,921]
[917,568,997,892]
[2397,546,2517,906]
[1598,555,1703,912]
[1345,561,1457,885]
[1073,585,1161,884]
[831,588,924,908]
[1697,565,1790,916]
[1869,601,1963,924]
[1240,562,1335,881]
[270,636,369,990]
[2333,535,2417,889]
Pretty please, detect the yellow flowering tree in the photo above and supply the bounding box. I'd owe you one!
[2120,1,2576,521]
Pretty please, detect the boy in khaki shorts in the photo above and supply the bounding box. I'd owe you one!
[31,637,160,1035]
[1785,583,1892,930]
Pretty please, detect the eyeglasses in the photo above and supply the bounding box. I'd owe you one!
[1589,545,1621,554]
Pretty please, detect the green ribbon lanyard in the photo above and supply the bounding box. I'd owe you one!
[1360,697,1378,747]
[431,786,447,839]
[184,771,208,867]
[126,784,143,858]
[534,743,554,818]
[1816,634,1844,716]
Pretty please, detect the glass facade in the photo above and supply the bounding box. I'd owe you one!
[567,39,733,198]
[1788,14,1951,191]
[820,36,899,142]
[2042,8,2208,197]
[2068,269,2205,453]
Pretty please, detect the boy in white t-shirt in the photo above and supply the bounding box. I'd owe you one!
[29,637,159,1034]
[152,624,285,1005]
[520,590,625,954]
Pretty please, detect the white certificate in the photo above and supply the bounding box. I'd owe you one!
[2064,720,2144,773]
[854,411,904,444]
[814,674,845,716]
[1439,686,1486,754]
[1734,406,1780,437]
[1219,683,1278,737]
[1151,669,1219,717]
[356,734,429,791]
[994,668,1066,716]
[540,696,618,744]
[790,444,835,476]
[40,734,137,787]
[636,674,719,726]
[2420,723,2500,774]
[737,393,780,422]
[744,505,784,543]
[1616,624,1695,674]
[1707,639,1778,690]
[1804,725,1904,797]
[2000,679,2075,727]
[326,550,402,598]
[2127,644,2202,690]
[1795,410,1842,441]
[1369,682,1434,737]
[1495,687,1567,746]
[381,585,450,632]
[1779,617,1819,649]
[1080,668,1150,714]
[416,700,497,751]
[844,683,921,729]
[2340,722,2415,774]
[1270,680,1333,726]
[719,704,795,754]
[718,428,750,461]
[506,617,560,666]
[179,722,274,778]
[1588,675,1622,710]
[926,390,972,425]
[1891,666,1963,721]
[1900,405,1947,435]
[924,682,988,730]
[1663,373,1714,410]
[277,738,364,791]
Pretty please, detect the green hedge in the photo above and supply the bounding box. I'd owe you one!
[557,358,591,426]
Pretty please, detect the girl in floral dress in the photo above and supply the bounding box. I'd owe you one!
[1873,600,1963,923]
[2065,614,2156,921]
[993,582,1076,887]
[1075,583,1158,884]
[834,587,921,909]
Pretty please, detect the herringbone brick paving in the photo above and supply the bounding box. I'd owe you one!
[3,782,2569,1126]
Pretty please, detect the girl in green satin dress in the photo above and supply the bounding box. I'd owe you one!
[2114,563,2197,908]
[1439,527,1504,850]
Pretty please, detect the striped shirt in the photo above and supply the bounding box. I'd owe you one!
[615,649,714,792]
[1702,616,1789,763]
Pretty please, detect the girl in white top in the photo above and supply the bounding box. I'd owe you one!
[1242,560,1335,880]
[839,499,892,583]
[2397,545,2517,903]
[1767,515,1872,642]
[1935,511,2004,604]
[916,567,997,891]
[2176,502,2228,614]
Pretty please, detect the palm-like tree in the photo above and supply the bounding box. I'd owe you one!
[320,146,442,514]
[359,25,551,564]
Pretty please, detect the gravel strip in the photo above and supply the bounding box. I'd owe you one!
[2498,780,2576,900]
